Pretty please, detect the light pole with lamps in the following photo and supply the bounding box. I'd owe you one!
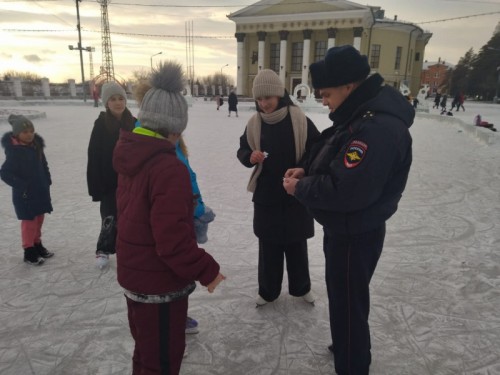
[220,64,228,95]
[150,52,162,70]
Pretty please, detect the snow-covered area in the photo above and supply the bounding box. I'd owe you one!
[0,98,499,375]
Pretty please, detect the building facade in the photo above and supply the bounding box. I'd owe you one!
[227,0,432,97]
[420,59,454,96]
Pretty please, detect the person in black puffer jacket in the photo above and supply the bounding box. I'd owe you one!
[87,81,136,269]
[237,69,320,307]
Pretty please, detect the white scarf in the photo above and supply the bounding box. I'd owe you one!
[245,105,307,192]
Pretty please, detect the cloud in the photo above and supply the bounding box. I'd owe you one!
[24,54,42,63]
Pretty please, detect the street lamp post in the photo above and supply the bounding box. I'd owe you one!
[220,64,228,95]
[150,52,162,70]
[70,0,87,102]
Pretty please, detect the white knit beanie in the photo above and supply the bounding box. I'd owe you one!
[138,61,188,135]
[101,81,127,106]
[252,69,285,99]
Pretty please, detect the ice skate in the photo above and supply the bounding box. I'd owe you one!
[302,291,315,305]
[96,252,109,269]
[185,316,199,334]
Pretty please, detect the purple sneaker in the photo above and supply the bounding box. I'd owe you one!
[186,316,199,334]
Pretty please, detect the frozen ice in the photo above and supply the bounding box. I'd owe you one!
[0,98,499,374]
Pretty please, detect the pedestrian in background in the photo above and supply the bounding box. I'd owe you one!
[228,89,239,117]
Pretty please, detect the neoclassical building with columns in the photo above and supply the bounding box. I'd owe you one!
[227,0,432,98]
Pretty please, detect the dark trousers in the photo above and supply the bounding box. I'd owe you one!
[126,296,188,375]
[96,192,117,254]
[323,224,385,375]
[258,238,311,301]
[99,191,117,222]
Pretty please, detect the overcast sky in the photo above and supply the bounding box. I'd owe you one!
[0,0,499,84]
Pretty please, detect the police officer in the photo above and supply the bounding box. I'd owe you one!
[283,45,414,374]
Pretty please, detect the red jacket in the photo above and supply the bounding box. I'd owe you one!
[113,129,219,296]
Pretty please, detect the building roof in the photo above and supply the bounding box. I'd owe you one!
[423,61,455,70]
[227,0,370,22]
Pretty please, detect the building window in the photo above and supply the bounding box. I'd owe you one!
[394,46,402,70]
[370,44,381,69]
[315,41,327,62]
[291,42,303,72]
[415,52,420,61]
[434,72,439,78]
[269,43,280,73]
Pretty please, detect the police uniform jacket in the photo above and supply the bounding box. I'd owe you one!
[295,74,414,235]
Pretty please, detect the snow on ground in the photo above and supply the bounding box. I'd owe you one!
[0,98,499,375]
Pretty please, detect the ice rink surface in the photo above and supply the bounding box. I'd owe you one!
[0,98,499,375]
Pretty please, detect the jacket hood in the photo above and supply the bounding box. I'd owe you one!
[1,132,45,149]
[330,74,415,129]
[113,129,175,177]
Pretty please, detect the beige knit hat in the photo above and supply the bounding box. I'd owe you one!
[252,69,285,99]
[101,81,127,106]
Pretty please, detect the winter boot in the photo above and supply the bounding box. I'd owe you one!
[35,242,54,258]
[24,247,45,265]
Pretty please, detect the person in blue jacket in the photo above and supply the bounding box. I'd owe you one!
[283,45,414,375]
[1,115,54,265]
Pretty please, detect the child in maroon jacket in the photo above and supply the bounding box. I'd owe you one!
[113,61,225,375]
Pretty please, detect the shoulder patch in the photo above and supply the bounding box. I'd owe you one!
[344,140,368,168]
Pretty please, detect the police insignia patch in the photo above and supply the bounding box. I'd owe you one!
[344,140,368,168]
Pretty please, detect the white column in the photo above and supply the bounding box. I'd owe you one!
[353,27,363,51]
[257,31,267,71]
[41,78,50,98]
[13,78,22,98]
[327,28,337,50]
[235,33,246,96]
[301,30,313,85]
[68,79,76,97]
[279,30,289,84]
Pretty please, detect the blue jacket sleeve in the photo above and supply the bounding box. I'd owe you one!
[176,144,205,218]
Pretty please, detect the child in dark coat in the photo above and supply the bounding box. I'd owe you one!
[1,115,54,265]
[87,81,136,269]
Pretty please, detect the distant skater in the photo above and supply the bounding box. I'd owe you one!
[440,94,448,112]
[433,93,441,109]
[228,90,239,117]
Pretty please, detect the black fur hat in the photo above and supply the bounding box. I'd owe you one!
[310,45,370,89]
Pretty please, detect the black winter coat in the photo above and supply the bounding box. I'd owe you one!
[237,110,320,243]
[295,74,414,235]
[87,109,136,201]
[0,132,52,220]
